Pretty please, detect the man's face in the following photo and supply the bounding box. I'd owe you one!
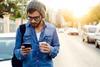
[27,11,42,27]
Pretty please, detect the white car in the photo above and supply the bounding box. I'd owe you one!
[0,33,15,67]
[0,60,12,67]
[67,28,79,35]
[81,25,97,43]
[95,27,100,48]
[57,28,65,33]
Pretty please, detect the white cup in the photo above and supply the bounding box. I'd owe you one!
[39,42,47,52]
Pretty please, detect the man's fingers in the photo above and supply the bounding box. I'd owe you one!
[22,50,28,53]
[22,48,31,52]
[20,47,32,56]
[42,48,49,51]
[21,46,25,49]
[26,48,31,50]
[39,45,49,48]
[22,53,28,56]
[41,50,49,53]
[40,47,50,53]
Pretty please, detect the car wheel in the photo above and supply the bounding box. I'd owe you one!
[96,44,99,48]
[87,37,90,43]
[95,41,99,48]
[83,37,87,43]
[83,39,85,42]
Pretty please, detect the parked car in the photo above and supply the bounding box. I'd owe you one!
[67,28,79,35]
[57,28,65,33]
[95,40,100,48]
[95,27,100,48]
[0,33,15,67]
[81,25,97,43]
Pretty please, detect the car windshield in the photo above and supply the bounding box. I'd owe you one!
[88,27,96,33]
[0,36,15,61]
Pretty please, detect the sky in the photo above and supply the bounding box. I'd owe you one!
[39,0,100,18]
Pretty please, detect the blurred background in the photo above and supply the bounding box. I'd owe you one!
[0,0,100,33]
[0,0,100,67]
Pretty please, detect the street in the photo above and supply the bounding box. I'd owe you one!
[54,32,100,67]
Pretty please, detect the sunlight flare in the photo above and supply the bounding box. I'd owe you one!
[39,0,100,18]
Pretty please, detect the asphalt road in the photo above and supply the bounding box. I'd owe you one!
[54,32,100,67]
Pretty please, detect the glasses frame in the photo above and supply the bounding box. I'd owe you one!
[27,16,41,22]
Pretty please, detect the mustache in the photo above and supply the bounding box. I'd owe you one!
[31,21,38,23]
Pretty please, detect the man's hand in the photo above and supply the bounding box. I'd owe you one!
[39,42,51,53]
[20,46,32,56]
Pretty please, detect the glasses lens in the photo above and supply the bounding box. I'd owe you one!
[28,16,40,22]
[33,16,40,21]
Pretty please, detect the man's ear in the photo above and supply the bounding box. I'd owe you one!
[42,18,45,21]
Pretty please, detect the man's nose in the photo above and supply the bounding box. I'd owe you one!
[31,19,36,22]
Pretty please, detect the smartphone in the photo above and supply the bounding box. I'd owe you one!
[23,43,32,48]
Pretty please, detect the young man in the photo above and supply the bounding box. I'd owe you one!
[14,1,60,67]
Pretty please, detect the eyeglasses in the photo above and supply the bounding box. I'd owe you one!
[28,16,41,22]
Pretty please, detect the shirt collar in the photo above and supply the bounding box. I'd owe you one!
[26,21,31,27]
[42,21,47,29]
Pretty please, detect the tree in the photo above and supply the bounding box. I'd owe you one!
[80,4,100,25]
[0,0,28,21]
[0,0,4,2]
[90,4,100,22]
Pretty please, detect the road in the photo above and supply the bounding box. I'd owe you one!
[54,32,100,67]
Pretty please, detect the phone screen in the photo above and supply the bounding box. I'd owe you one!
[23,44,32,48]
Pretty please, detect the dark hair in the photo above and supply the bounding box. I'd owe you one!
[27,1,46,18]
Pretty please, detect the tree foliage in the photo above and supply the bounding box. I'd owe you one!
[0,0,27,20]
[81,4,100,25]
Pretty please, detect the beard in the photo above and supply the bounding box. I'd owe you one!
[31,20,41,28]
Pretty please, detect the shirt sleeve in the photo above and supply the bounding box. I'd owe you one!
[14,27,25,60]
[49,29,60,58]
